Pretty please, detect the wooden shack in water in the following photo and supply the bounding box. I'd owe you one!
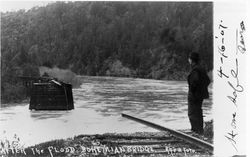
[20,76,74,110]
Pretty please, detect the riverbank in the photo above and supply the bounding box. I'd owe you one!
[0,121,213,157]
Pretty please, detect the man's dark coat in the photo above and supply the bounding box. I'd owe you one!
[187,64,210,133]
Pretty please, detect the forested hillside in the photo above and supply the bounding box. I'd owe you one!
[1,2,213,103]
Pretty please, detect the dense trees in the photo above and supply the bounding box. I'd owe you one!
[1,2,213,103]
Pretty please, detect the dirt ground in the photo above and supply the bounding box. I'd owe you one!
[1,121,213,157]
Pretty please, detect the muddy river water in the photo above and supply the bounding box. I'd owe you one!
[0,76,212,146]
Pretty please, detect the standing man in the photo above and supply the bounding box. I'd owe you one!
[187,52,210,134]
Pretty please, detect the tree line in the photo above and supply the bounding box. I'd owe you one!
[1,2,213,103]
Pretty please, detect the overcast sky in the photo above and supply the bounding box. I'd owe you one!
[0,1,53,12]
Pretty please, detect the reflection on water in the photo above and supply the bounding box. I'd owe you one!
[0,76,212,146]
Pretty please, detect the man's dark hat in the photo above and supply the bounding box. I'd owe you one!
[189,52,200,63]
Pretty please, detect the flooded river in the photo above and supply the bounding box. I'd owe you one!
[0,76,212,146]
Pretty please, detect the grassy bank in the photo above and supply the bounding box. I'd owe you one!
[1,121,213,157]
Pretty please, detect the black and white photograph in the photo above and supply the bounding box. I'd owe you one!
[0,1,248,156]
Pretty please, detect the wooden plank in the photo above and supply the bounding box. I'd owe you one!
[121,113,213,153]
[77,134,173,140]
[102,139,179,145]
